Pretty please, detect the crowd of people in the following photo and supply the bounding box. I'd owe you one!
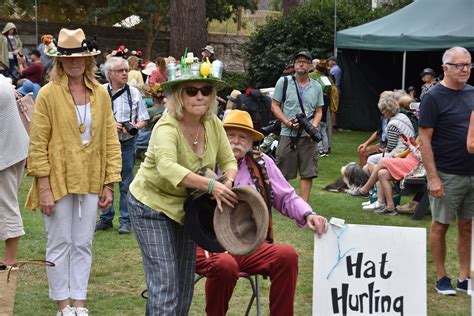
[1,21,474,315]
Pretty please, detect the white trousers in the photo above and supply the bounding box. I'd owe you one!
[43,193,98,301]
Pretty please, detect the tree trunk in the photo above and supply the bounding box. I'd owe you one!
[169,0,207,60]
[282,0,301,16]
[144,26,155,61]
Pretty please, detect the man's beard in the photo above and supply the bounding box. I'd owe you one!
[296,69,308,76]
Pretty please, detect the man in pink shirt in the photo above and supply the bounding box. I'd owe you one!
[195,110,328,316]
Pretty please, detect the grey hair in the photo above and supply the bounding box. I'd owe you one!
[103,57,129,82]
[442,46,471,64]
[378,96,400,117]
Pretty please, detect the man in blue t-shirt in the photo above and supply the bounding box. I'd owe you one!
[271,51,324,202]
[419,46,474,296]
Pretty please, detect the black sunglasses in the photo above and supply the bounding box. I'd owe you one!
[184,85,213,97]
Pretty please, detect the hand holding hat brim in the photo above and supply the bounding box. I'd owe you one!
[213,186,269,256]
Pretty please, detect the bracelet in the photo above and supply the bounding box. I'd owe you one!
[207,179,217,194]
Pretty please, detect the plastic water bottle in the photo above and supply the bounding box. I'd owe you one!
[167,62,176,80]
[211,60,223,79]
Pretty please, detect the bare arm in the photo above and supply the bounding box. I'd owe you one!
[358,131,379,152]
[37,176,55,215]
[467,111,474,154]
[179,171,238,212]
[419,127,444,198]
[271,99,293,128]
[312,106,323,127]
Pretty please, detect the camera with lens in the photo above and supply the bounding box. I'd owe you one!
[120,122,138,136]
[294,113,322,143]
[261,119,282,136]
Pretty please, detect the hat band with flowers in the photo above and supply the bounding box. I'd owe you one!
[160,51,225,93]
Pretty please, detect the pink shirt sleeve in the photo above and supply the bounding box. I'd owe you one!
[234,154,312,227]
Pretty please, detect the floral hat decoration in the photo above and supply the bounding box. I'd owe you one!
[160,50,225,93]
[146,83,165,102]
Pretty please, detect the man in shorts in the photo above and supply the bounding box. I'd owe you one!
[271,51,323,202]
[419,46,474,296]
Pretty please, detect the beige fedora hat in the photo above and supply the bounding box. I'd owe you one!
[213,186,269,256]
[47,28,100,57]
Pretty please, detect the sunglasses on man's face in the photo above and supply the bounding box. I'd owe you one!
[184,85,213,97]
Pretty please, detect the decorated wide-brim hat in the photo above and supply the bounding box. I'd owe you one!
[213,186,269,256]
[47,28,100,57]
[160,53,225,92]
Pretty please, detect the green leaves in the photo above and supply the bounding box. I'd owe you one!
[243,0,412,87]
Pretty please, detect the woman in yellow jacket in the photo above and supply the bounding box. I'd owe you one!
[26,28,121,316]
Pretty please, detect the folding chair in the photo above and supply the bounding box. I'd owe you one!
[195,272,261,316]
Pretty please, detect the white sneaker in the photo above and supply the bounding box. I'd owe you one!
[76,307,89,316]
[362,201,385,210]
[361,200,372,206]
[56,306,76,316]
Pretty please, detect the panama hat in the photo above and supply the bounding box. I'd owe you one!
[213,186,269,256]
[202,45,215,55]
[160,51,225,93]
[223,110,264,141]
[47,28,100,57]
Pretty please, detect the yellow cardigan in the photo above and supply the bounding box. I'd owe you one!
[25,76,122,210]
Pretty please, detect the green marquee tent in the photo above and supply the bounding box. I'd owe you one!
[335,0,474,131]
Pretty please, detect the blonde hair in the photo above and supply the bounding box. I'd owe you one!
[47,56,99,86]
[379,90,394,100]
[393,89,408,101]
[398,95,414,109]
[166,83,217,122]
[127,56,141,71]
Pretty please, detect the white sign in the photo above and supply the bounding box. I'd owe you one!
[313,224,426,316]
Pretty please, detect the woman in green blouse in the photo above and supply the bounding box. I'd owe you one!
[128,66,238,315]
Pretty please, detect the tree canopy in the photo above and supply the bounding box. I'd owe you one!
[243,0,412,88]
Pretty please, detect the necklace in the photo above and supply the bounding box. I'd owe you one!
[193,124,200,146]
[69,86,87,134]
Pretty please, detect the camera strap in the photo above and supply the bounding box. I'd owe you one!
[108,84,134,122]
[292,76,307,116]
[291,76,306,142]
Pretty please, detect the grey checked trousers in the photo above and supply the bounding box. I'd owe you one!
[128,193,196,316]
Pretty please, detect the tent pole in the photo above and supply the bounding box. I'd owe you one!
[401,51,406,90]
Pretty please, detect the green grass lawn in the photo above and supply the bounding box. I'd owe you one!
[2,131,470,315]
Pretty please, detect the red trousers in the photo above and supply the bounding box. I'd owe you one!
[195,241,298,316]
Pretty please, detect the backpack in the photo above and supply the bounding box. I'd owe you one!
[236,89,274,133]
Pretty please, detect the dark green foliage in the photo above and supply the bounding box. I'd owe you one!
[220,71,251,97]
[207,0,258,22]
[243,0,412,88]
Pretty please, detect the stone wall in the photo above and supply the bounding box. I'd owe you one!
[0,18,248,73]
